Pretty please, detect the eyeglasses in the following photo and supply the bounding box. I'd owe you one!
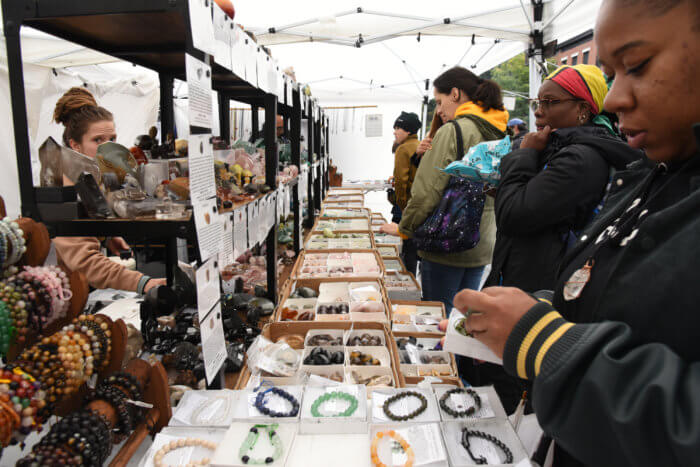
[529,98,582,111]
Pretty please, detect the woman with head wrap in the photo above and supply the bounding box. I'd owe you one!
[460,64,642,413]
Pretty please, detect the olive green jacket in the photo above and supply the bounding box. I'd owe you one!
[393,134,420,210]
[398,115,503,267]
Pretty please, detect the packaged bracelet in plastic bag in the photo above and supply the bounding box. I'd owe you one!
[246,335,301,377]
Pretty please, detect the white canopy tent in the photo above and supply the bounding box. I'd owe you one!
[0,0,603,217]
[233,0,602,183]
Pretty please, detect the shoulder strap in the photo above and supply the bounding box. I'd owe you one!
[450,120,465,158]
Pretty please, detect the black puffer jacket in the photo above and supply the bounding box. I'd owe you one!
[485,124,641,292]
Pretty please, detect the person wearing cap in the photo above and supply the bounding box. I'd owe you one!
[507,118,529,149]
[392,111,422,274]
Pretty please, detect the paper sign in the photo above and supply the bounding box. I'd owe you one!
[188,134,216,202]
[396,424,446,466]
[244,38,257,86]
[188,0,215,56]
[247,201,259,248]
[230,24,246,78]
[186,54,213,129]
[233,207,247,258]
[286,80,294,107]
[365,114,383,137]
[444,309,503,365]
[200,302,227,385]
[218,214,235,268]
[193,198,224,261]
[256,51,269,93]
[213,4,232,70]
[195,257,221,320]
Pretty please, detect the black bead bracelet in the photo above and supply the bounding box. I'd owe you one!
[382,390,428,421]
[439,388,482,418]
[254,387,300,417]
[461,429,514,465]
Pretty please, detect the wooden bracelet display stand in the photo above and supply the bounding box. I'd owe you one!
[108,359,171,467]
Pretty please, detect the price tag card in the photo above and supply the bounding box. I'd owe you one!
[188,134,216,203]
[233,207,247,258]
[256,51,270,93]
[195,257,221,321]
[268,192,278,233]
[212,3,232,70]
[200,302,227,385]
[186,54,213,129]
[269,62,280,98]
[283,186,291,219]
[395,424,447,466]
[259,195,269,242]
[244,38,258,86]
[286,80,294,107]
[193,198,224,261]
[276,188,285,222]
[247,201,260,249]
[188,0,215,56]
[218,213,235,269]
[230,23,246,78]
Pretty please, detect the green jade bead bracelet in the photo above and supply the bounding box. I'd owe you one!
[239,424,284,465]
[310,391,359,418]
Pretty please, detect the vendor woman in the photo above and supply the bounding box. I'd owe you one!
[52,87,165,294]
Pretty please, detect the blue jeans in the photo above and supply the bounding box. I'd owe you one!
[420,259,485,310]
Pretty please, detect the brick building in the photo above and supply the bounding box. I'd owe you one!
[552,29,597,66]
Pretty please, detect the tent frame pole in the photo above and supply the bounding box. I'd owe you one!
[3,2,37,219]
[528,0,545,132]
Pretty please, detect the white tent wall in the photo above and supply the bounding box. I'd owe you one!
[0,59,159,218]
[327,99,421,182]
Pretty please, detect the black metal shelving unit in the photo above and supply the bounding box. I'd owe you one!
[2,0,327,295]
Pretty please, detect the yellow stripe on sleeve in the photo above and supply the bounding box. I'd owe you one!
[516,311,562,379]
[534,323,575,376]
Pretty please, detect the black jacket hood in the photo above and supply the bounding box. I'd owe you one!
[548,124,643,170]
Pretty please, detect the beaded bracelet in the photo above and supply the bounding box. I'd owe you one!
[371,430,414,467]
[239,424,283,465]
[310,391,359,417]
[0,218,26,269]
[153,437,218,467]
[254,387,300,418]
[439,388,482,418]
[106,372,143,403]
[0,301,15,356]
[87,385,133,438]
[382,391,427,421]
[461,429,514,465]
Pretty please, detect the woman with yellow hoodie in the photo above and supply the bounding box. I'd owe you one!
[381,67,509,309]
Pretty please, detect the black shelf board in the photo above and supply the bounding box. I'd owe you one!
[17,0,259,94]
[46,217,196,239]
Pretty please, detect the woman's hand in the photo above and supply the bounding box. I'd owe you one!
[520,125,552,152]
[379,223,400,236]
[107,237,131,256]
[144,278,167,293]
[447,287,536,358]
[416,137,433,156]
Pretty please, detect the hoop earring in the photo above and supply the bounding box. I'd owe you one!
[578,114,588,124]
